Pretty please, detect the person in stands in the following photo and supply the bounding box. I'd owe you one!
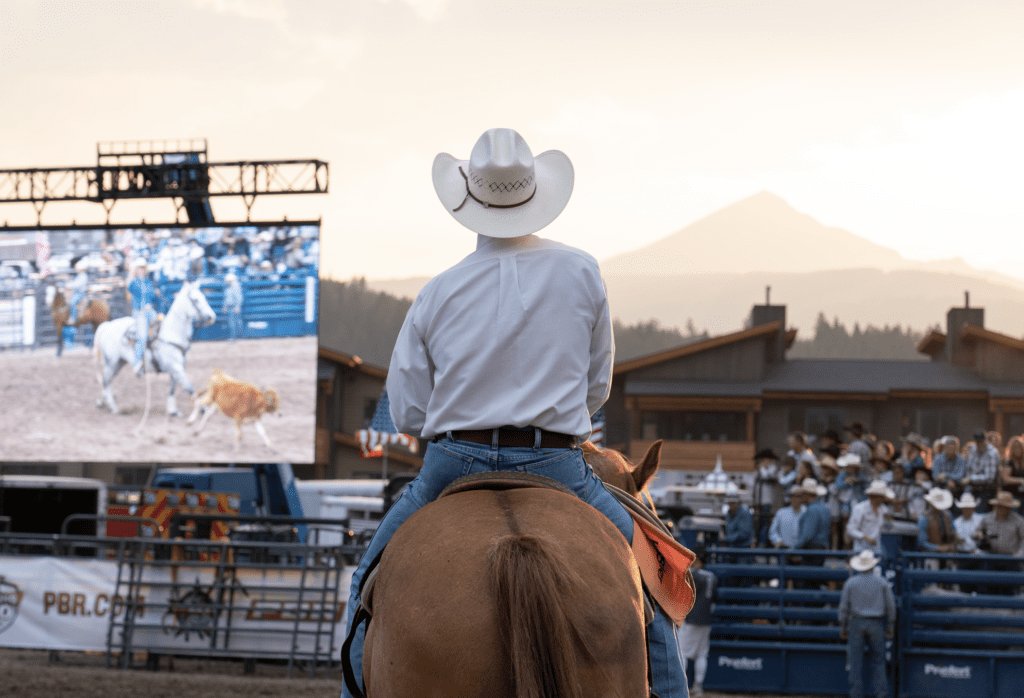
[963,429,1001,512]
[721,491,754,549]
[916,488,957,570]
[999,436,1024,507]
[845,422,874,465]
[931,436,966,495]
[769,486,805,550]
[977,491,1024,595]
[839,550,896,698]
[847,481,893,557]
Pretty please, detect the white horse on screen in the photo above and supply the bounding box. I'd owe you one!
[94,280,217,416]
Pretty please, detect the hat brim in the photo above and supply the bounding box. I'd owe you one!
[432,150,574,238]
[990,496,1021,508]
[925,492,953,510]
[850,554,880,571]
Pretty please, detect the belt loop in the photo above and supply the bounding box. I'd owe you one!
[533,427,541,450]
[491,428,499,450]
[446,430,454,442]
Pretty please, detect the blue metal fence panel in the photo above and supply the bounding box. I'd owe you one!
[158,272,318,342]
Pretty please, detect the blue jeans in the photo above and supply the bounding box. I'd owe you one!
[341,436,686,697]
[227,310,242,341]
[133,306,156,366]
[847,616,887,698]
[69,290,86,321]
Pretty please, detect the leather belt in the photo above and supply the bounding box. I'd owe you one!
[443,427,575,449]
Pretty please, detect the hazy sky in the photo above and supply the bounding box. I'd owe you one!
[2,0,1023,282]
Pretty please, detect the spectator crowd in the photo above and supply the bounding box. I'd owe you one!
[713,423,1024,593]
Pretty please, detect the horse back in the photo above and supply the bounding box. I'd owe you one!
[365,488,646,698]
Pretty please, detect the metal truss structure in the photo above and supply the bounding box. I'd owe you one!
[0,139,328,227]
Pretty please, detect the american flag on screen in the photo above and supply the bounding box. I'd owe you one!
[356,391,419,457]
[35,232,50,276]
[590,407,605,447]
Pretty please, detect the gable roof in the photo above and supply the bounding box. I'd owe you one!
[916,330,946,357]
[318,346,388,379]
[614,321,782,375]
[960,323,1024,353]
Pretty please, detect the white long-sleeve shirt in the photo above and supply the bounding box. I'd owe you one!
[387,234,614,440]
[846,499,890,552]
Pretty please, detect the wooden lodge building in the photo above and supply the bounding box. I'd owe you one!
[604,300,1024,473]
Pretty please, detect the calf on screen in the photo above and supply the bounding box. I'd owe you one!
[187,368,280,451]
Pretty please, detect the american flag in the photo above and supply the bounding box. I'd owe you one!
[35,232,50,276]
[356,391,419,458]
[590,407,605,447]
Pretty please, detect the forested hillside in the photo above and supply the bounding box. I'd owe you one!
[319,279,928,366]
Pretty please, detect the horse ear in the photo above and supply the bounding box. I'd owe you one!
[632,440,662,491]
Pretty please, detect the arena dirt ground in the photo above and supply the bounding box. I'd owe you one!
[0,648,816,698]
[0,336,317,464]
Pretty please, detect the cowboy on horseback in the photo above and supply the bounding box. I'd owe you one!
[126,257,162,376]
[63,257,91,345]
[342,128,690,697]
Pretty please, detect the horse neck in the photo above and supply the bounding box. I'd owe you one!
[159,291,197,346]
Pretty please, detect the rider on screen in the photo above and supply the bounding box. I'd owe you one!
[126,257,161,376]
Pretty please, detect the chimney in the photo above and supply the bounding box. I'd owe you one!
[750,288,787,363]
[945,291,984,367]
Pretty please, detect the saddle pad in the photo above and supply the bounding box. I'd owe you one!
[438,471,576,498]
[631,516,696,626]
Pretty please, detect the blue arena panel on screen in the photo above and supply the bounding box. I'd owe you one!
[0,223,320,464]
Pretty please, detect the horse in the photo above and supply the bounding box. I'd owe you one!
[94,279,216,417]
[359,441,668,698]
[51,288,110,357]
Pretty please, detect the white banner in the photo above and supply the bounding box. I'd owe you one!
[0,555,354,655]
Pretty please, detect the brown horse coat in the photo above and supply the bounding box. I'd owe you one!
[51,289,110,356]
[364,487,648,698]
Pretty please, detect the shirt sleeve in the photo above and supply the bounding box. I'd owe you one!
[846,504,865,541]
[387,297,432,437]
[768,513,783,546]
[838,581,851,631]
[587,279,614,416]
[884,583,896,634]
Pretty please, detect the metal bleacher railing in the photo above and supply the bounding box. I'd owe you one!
[694,537,1024,698]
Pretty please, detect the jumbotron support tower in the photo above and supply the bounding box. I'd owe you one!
[0,139,329,229]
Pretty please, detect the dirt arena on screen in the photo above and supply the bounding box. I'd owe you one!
[0,336,317,464]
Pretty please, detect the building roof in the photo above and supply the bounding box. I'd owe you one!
[623,359,1024,400]
[614,321,782,375]
[318,346,388,379]
[961,323,1024,352]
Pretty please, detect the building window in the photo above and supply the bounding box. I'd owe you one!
[805,408,848,440]
[0,464,59,476]
[918,409,958,443]
[115,467,151,486]
[1005,413,1024,439]
[640,411,746,442]
[363,398,378,428]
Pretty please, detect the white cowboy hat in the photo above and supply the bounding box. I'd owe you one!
[129,257,148,270]
[989,491,1022,509]
[801,477,827,497]
[850,549,881,572]
[865,480,890,497]
[432,128,574,238]
[924,487,954,511]
[955,492,979,509]
[836,453,862,468]
[224,272,238,283]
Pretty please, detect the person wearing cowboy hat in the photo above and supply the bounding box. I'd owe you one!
[753,448,784,546]
[769,483,806,550]
[952,492,985,554]
[126,257,161,376]
[838,550,896,698]
[721,490,754,549]
[794,478,831,584]
[898,432,930,478]
[846,481,893,556]
[222,272,243,342]
[916,488,957,567]
[977,491,1024,594]
[342,129,690,697]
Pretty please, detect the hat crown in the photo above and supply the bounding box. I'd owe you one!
[466,128,537,207]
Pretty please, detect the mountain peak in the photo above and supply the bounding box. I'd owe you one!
[600,193,908,277]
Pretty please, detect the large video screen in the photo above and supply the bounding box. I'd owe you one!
[0,224,319,464]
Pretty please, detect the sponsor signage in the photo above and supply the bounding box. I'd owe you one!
[909,656,990,697]
[0,555,352,654]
